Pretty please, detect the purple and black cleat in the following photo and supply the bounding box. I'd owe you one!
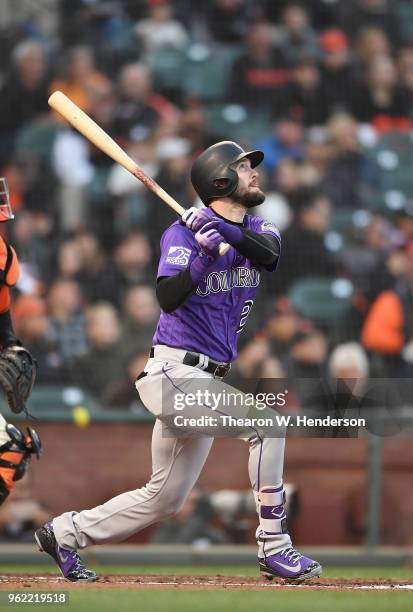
[259,547,322,582]
[35,522,97,583]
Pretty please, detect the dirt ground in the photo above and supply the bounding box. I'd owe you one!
[0,574,412,591]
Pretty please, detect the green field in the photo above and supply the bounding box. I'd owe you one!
[0,566,412,612]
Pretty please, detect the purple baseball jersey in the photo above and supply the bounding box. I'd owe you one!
[153,208,281,362]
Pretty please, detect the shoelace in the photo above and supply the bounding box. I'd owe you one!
[72,553,89,573]
[280,547,302,564]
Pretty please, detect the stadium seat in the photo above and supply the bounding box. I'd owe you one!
[0,385,153,423]
[146,47,187,94]
[287,277,354,323]
[328,210,372,249]
[397,2,413,41]
[15,121,61,166]
[183,44,243,101]
[205,104,271,144]
[361,132,413,211]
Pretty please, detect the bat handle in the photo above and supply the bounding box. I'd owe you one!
[219,242,231,255]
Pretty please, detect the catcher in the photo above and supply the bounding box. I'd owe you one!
[0,177,40,506]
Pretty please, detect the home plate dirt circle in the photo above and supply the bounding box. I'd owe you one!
[0,575,413,591]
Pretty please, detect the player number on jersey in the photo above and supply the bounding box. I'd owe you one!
[237,299,254,334]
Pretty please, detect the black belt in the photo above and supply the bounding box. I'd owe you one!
[149,346,231,378]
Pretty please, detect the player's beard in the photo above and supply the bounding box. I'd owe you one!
[232,183,266,208]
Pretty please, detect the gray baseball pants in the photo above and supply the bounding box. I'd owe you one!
[53,345,291,557]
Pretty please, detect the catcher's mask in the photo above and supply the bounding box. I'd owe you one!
[0,178,14,222]
[190,141,264,205]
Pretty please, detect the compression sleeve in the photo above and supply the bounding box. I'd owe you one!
[156,267,197,313]
[213,220,280,269]
[236,228,280,268]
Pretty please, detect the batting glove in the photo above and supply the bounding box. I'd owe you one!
[181,207,211,232]
[195,221,224,260]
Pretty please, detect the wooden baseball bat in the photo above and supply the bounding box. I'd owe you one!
[48,91,230,255]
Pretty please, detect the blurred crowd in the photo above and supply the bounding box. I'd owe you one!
[1,0,413,409]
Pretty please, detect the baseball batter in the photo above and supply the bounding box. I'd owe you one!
[0,177,41,506]
[35,142,321,583]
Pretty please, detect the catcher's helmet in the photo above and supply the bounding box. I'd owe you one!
[191,141,264,205]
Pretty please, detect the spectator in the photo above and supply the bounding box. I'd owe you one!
[134,0,189,55]
[106,138,158,220]
[288,328,328,379]
[70,302,129,404]
[0,0,413,413]
[395,205,413,243]
[338,0,403,50]
[255,113,305,174]
[323,113,379,210]
[303,341,370,437]
[113,62,176,144]
[52,129,95,231]
[343,216,403,303]
[353,26,391,77]
[272,53,329,126]
[150,488,229,544]
[59,0,129,48]
[362,245,413,377]
[302,127,332,182]
[265,303,312,367]
[47,278,87,362]
[206,0,253,44]
[147,137,192,254]
[91,231,153,308]
[319,28,356,114]
[73,231,108,302]
[12,295,68,384]
[329,341,370,381]
[276,187,337,293]
[54,239,84,283]
[272,158,302,195]
[49,46,111,114]
[88,81,118,168]
[106,351,152,409]
[277,2,320,67]
[228,336,271,381]
[0,39,50,159]
[227,22,290,110]
[9,210,54,293]
[351,54,411,132]
[396,46,413,107]
[178,101,224,154]
[120,284,159,360]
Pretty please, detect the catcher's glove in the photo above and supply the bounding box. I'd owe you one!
[0,346,37,414]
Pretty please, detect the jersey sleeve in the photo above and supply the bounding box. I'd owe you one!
[251,218,282,245]
[248,217,282,272]
[157,223,198,280]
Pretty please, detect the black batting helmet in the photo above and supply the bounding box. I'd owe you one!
[190,141,264,205]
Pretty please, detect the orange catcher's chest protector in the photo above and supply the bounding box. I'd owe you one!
[0,237,19,313]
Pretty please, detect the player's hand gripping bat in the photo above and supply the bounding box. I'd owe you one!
[48,91,230,255]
